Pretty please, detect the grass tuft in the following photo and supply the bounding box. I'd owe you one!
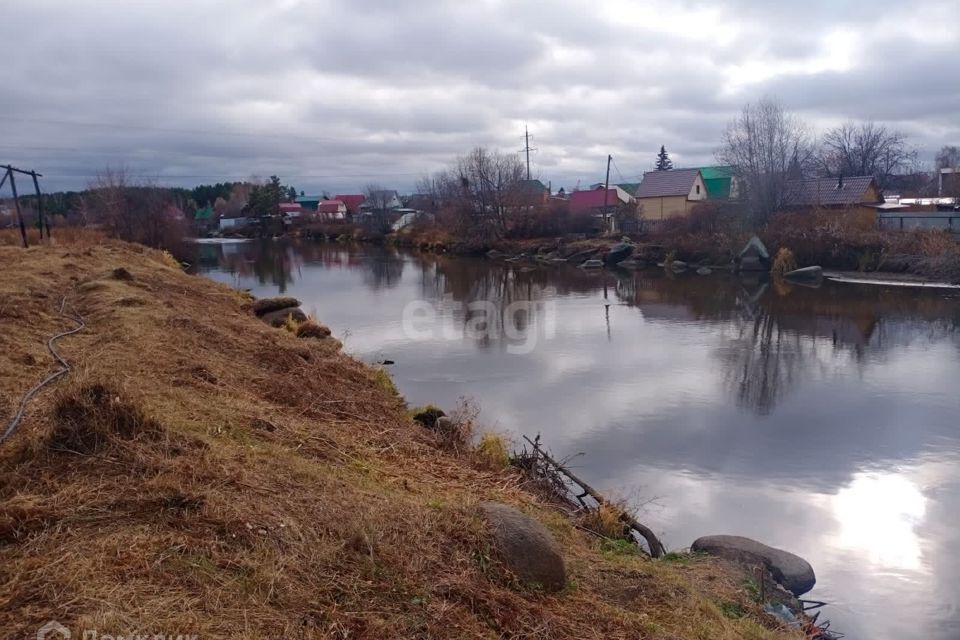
[474,432,511,470]
[770,247,797,277]
[50,383,162,454]
[294,319,332,339]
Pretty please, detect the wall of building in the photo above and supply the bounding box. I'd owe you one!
[637,195,692,220]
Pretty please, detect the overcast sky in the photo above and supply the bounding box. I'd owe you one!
[2,0,958,194]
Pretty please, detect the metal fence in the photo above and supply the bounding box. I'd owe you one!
[878,213,960,237]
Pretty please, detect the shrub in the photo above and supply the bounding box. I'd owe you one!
[770,247,796,276]
[372,367,399,397]
[580,503,629,540]
[474,432,511,469]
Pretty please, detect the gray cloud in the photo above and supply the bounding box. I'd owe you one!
[1,0,958,193]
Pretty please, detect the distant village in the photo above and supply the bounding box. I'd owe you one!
[200,162,959,238]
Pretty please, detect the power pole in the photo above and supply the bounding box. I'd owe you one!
[522,126,536,181]
[5,167,28,248]
[602,154,612,233]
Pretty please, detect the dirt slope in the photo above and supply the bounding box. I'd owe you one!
[0,237,800,639]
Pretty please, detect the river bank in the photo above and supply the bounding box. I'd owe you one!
[0,236,807,639]
[227,214,960,284]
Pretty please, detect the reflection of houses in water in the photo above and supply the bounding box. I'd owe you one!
[610,269,960,414]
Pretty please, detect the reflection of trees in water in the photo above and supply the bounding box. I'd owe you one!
[719,309,813,415]
[200,239,301,293]
[613,269,960,415]
[363,250,405,290]
[416,256,559,350]
[726,282,960,414]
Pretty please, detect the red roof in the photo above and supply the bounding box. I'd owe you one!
[279,203,302,214]
[570,189,621,214]
[334,194,365,212]
[318,200,346,214]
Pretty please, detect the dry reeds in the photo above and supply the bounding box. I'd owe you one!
[770,247,797,277]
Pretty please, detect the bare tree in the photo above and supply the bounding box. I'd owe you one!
[819,121,917,189]
[363,183,392,233]
[936,145,960,170]
[87,166,186,250]
[717,98,815,225]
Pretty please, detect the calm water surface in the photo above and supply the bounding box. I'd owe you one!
[192,238,960,640]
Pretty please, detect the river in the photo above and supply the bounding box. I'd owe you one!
[190,238,960,640]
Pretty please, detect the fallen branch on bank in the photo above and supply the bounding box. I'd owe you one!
[513,434,666,558]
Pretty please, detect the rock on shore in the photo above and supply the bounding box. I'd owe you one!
[691,535,815,596]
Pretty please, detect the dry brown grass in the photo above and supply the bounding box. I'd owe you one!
[474,432,511,470]
[770,248,797,277]
[294,319,332,340]
[0,233,801,640]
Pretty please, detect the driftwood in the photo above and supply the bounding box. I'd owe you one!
[517,435,666,558]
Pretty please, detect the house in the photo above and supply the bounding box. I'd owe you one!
[334,194,366,216]
[317,199,347,220]
[392,210,434,231]
[695,166,740,200]
[360,190,402,212]
[279,203,304,218]
[219,214,253,230]
[295,195,321,211]
[405,193,437,212]
[192,205,216,234]
[634,169,707,220]
[783,175,882,217]
[569,187,633,215]
[517,179,550,206]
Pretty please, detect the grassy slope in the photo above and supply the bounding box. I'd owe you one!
[0,237,800,639]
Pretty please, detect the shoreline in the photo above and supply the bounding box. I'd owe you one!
[0,236,811,639]
[200,229,960,288]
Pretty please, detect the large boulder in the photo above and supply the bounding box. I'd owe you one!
[784,266,823,283]
[251,297,301,317]
[260,307,307,328]
[691,535,815,596]
[604,242,634,265]
[480,502,566,592]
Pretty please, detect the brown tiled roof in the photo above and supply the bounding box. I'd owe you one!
[635,169,701,198]
[785,176,878,207]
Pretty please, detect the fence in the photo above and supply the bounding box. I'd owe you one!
[878,212,960,237]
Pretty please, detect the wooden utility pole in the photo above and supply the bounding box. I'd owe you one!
[602,154,612,232]
[1,164,46,247]
[5,168,28,248]
[31,171,46,239]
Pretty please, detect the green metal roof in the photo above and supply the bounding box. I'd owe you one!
[519,179,549,194]
[616,182,640,195]
[696,166,736,199]
[697,166,735,180]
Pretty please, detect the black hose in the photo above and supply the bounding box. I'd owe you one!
[0,296,84,446]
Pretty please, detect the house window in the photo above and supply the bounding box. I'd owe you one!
[696,185,701,195]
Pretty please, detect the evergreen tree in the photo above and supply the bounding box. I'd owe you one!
[655,145,673,171]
